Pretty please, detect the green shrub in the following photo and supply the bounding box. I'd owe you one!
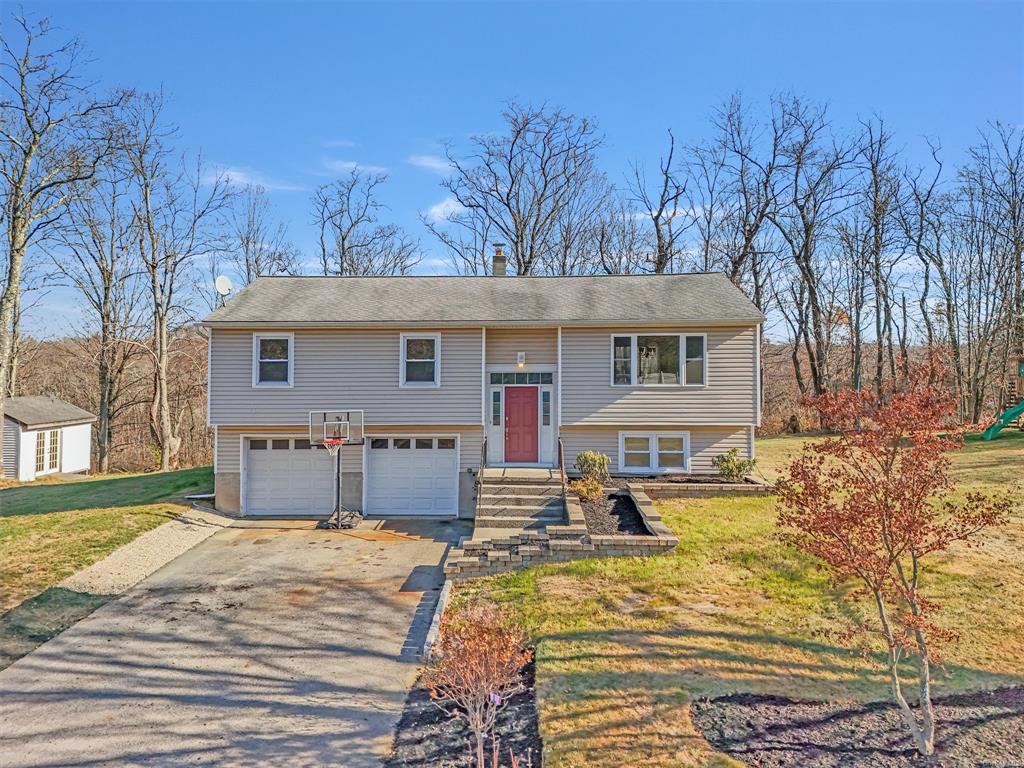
[712,448,755,482]
[574,450,611,482]
[568,477,604,502]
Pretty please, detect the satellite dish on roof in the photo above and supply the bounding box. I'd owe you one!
[214,275,233,297]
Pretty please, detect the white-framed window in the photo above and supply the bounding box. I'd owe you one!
[610,333,706,387]
[618,431,690,473]
[252,333,294,387]
[400,333,440,387]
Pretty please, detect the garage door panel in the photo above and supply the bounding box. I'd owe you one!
[366,435,458,517]
[245,439,335,516]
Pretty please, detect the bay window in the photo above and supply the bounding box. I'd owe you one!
[610,333,706,386]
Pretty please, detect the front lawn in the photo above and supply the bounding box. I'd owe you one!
[0,467,213,613]
[468,431,1024,767]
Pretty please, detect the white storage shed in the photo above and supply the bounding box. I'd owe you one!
[1,396,96,482]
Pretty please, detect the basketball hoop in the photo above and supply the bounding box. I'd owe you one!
[322,437,344,456]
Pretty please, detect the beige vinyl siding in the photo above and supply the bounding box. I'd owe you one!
[2,418,18,478]
[560,424,751,474]
[216,424,483,474]
[209,328,483,426]
[560,325,758,425]
[485,327,558,367]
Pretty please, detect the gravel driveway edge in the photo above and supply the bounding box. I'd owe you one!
[58,507,232,596]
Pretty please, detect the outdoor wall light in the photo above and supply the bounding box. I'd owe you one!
[516,352,526,368]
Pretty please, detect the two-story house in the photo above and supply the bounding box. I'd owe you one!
[203,269,763,518]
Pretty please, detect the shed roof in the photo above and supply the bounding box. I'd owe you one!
[4,396,97,428]
[201,272,764,328]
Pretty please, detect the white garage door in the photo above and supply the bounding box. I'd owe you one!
[365,436,458,516]
[245,437,335,516]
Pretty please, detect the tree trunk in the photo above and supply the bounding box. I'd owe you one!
[153,312,178,471]
[0,214,27,478]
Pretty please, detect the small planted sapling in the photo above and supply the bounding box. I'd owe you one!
[424,601,532,768]
[776,363,1011,756]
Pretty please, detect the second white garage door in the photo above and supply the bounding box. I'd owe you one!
[245,437,335,516]
[365,436,459,516]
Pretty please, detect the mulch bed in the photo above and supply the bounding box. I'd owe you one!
[617,474,759,485]
[692,687,1024,767]
[386,660,542,767]
[580,493,650,536]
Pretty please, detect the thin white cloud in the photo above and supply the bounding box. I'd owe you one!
[424,196,464,223]
[322,138,357,148]
[407,154,452,175]
[320,158,388,175]
[208,165,304,192]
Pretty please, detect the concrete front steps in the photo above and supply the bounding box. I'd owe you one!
[445,482,680,580]
[474,468,566,530]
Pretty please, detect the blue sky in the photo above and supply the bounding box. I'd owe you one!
[8,1,1024,332]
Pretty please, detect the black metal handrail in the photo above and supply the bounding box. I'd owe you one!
[475,435,487,517]
[557,436,567,496]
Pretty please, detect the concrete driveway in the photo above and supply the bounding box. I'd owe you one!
[0,518,468,768]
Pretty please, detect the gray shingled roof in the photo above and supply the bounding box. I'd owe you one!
[3,396,96,428]
[202,273,763,327]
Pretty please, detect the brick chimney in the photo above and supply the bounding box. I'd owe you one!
[492,244,507,277]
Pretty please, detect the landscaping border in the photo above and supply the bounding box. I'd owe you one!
[444,485,678,580]
[637,481,774,499]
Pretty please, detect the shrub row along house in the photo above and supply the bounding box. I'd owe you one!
[203,264,763,518]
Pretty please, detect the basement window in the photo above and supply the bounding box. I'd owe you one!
[618,431,690,473]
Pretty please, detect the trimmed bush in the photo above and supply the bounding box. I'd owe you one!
[574,450,611,482]
[568,477,604,502]
[712,447,755,482]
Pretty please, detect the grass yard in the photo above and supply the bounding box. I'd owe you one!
[0,467,213,613]
[466,430,1024,767]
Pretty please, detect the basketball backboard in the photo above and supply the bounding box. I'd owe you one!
[309,410,364,446]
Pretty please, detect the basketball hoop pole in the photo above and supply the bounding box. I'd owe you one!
[311,410,364,530]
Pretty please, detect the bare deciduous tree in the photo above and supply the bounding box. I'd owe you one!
[312,169,418,276]
[629,129,688,273]
[767,96,857,396]
[433,102,604,275]
[122,92,231,470]
[230,184,297,284]
[53,158,147,472]
[0,14,123,475]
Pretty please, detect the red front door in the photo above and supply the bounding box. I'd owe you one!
[504,386,539,463]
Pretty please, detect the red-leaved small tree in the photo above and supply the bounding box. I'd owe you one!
[776,364,1011,756]
[423,601,532,768]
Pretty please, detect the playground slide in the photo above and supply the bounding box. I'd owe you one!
[982,401,1024,441]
